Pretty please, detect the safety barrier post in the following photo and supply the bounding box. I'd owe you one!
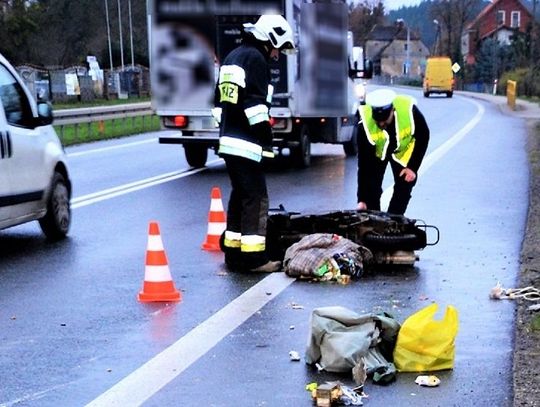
[507,80,517,111]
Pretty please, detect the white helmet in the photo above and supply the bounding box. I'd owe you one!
[243,15,296,54]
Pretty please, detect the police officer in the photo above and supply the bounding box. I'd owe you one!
[214,15,295,272]
[356,88,430,215]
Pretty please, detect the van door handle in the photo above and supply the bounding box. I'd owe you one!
[0,131,5,159]
[5,131,11,158]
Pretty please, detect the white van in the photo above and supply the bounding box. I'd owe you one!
[0,52,71,239]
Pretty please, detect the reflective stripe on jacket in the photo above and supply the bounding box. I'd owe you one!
[359,95,416,166]
[215,43,273,162]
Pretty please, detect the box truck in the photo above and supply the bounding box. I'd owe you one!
[148,0,372,168]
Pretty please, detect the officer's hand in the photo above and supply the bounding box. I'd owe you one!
[400,168,416,182]
[357,201,367,210]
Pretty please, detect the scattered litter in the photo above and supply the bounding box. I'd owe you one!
[289,325,295,330]
[490,282,540,301]
[418,295,429,301]
[306,381,366,406]
[289,350,301,361]
[10,316,16,320]
[415,375,441,387]
[288,302,304,310]
[528,304,540,312]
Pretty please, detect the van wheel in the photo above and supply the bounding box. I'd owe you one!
[291,124,311,168]
[39,172,71,240]
[184,145,208,168]
[423,91,429,98]
[447,91,453,98]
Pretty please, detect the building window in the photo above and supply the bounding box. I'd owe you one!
[511,11,520,28]
[497,10,505,25]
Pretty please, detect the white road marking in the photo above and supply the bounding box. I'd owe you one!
[86,98,485,405]
[67,138,157,157]
[71,159,223,209]
[381,97,484,208]
[85,273,294,407]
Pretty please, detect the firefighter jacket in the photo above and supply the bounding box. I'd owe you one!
[359,95,416,167]
[214,42,274,162]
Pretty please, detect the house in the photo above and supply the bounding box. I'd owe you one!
[365,24,430,78]
[462,0,533,64]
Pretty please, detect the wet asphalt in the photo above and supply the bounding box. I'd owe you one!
[0,89,533,406]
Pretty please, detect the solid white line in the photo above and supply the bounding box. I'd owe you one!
[67,138,157,158]
[71,159,223,209]
[86,100,485,405]
[381,98,484,208]
[85,273,294,407]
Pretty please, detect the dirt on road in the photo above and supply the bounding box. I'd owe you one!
[513,120,540,407]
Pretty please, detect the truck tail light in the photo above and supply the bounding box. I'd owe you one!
[174,115,188,128]
[270,117,287,130]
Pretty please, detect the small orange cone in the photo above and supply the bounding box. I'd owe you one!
[202,187,226,251]
[138,221,181,303]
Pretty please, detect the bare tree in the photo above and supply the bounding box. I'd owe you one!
[430,0,482,61]
[349,0,386,47]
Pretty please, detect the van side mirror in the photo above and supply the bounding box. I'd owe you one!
[37,102,54,126]
[349,59,373,80]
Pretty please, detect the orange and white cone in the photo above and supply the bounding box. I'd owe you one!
[138,221,181,303]
[202,186,226,251]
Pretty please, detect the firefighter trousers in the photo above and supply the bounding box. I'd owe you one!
[223,154,269,269]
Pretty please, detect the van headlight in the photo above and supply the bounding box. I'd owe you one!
[354,82,366,102]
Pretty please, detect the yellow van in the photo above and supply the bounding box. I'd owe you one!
[423,57,454,98]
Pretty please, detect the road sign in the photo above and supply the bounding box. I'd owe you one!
[452,62,461,73]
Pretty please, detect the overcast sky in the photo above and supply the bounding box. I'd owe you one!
[384,0,423,10]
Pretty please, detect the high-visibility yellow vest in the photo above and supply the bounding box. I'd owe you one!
[359,95,416,166]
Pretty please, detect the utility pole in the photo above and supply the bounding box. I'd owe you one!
[117,0,125,71]
[397,18,410,76]
[104,0,113,71]
[128,0,135,68]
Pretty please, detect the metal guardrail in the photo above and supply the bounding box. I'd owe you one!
[52,101,158,144]
[53,101,153,125]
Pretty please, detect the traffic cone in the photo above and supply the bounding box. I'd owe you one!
[138,221,181,303]
[202,186,226,251]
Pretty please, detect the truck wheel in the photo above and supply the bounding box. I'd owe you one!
[343,122,358,156]
[423,91,429,98]
[39,172,71,240]
[447,91,453,98]
[292,125,311,168]
[184,145,208,168]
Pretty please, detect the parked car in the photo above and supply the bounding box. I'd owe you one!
[0,52,71,239]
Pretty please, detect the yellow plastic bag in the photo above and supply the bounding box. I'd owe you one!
[393,303,459,372]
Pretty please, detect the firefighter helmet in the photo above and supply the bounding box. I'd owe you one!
[243,15,295,54]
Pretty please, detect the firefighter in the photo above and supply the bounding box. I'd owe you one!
[213,15,296,272]
[356,88,430,215]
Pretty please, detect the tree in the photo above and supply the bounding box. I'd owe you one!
[474,38,513,82]
[430,0,483,61]
[349,0,386,47]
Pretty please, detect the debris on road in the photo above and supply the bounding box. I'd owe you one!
[306,381,366,406]
[289,350,301,361]
[489,281,540,301]
[415,375,441,387]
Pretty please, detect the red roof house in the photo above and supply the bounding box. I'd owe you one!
[462,0,533,64]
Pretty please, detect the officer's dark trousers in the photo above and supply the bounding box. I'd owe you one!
[223,154,269,269]
[359,156,417,215]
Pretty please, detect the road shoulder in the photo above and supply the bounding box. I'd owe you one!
[513,119,540,406]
